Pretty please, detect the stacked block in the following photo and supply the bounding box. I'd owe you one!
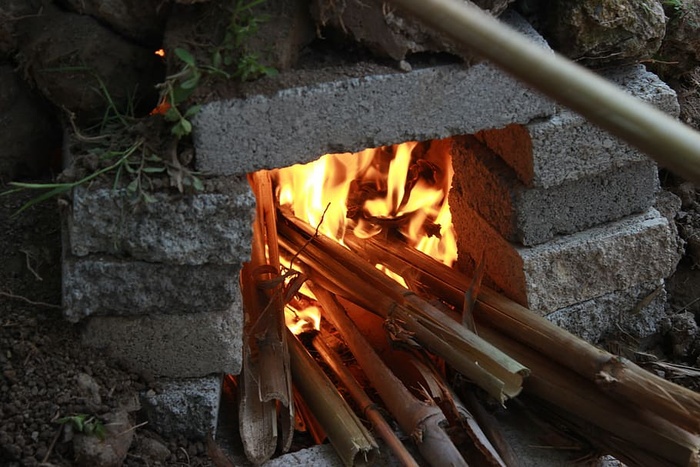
[451,65,682,342]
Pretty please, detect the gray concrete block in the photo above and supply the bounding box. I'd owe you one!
[192,14,555,176]
[63,254,241,321]
[81,307,242,378]
[476,65,679,188]
[546,281,668,344]
[451,136,660,246]
[141,376,222,440]
[67,180,255,265]
[452,205,681,313]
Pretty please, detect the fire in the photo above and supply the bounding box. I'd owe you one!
[285,305,321,335]
[272,140,458,267]
[154,48,165,57]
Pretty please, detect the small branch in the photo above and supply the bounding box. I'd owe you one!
[0,290,61,309]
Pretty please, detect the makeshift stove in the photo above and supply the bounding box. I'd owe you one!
[61,11,690,466]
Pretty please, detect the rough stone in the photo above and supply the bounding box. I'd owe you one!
[193,12,555,176]
[62,255,241,321]
[58,0,169,46]
[81,307,242,378]
[452,206,681,313]
[546,281,668,344]
[475,65,679,188]
[0,65,61,181]
[545,0,666,66]
[141,376,222,440]
[0,0,42,59]
[656,0,700,76]
[67,181,255,265]
[16,4,163,125]
[451,135,659,246]
[73,410,133,467]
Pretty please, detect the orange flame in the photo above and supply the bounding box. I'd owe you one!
[155,48,165,57]
[273,140,457,267]
[285,305,321,335]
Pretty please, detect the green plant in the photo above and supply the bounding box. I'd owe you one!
[57,414,106,440]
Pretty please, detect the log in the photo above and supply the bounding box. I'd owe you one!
[287,328,379,466]
[345,232,700,435]
[386,0,700,182]
[277,210,529,404]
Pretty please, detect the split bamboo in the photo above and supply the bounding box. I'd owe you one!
[386,0,700,181]
[277,210,528,404]
[309,283,467,467]
[287,328,379,467]
[312,332,421,467]
[345,232,700,435]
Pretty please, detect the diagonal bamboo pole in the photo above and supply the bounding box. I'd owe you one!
[387,0,700,182]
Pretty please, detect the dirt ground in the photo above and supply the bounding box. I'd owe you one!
[2,77,700,467]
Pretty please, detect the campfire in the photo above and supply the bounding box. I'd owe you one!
[235,138,700,467]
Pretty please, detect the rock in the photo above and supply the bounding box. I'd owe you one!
[0,65,61,181]
[75,373,102,410]
[310,0,496,61]
[662,312,699,358]
[545,0,666,66]
[135,437,171,463]
[0,0,42,59]
[73,410,134,467]
[15,4,163,125]
[472,0,516,16]
[57,0,171,46]
[656,0,700,77]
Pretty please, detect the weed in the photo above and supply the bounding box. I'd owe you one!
[57,414,106,440]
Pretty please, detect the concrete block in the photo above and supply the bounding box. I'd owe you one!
[141,376,222,440]
[192,14,555,176]
[452,205,681,313]
[546,281,668,344]
[67,180,255,265]
[475,65,679,188]
[81,307,242,378]
[63,254,241,321]
[450,136,659,245]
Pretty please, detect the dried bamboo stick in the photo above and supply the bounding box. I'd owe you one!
[309,283,467,467]
[346,232,700,434]
[312,333,421,467]
[386,0,700,182]
[287,328,379,467]
[278,211,528,403]
[478,324,700,467]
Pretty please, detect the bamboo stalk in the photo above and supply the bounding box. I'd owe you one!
[387,0,700,182]
[478,324,700,467]
[346,232,700,434]
[287,328,379,467]
[278,210,528,403]
[312,332,421,467]
[308,283,467,467]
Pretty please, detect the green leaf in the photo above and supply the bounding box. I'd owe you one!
[13,186,71,217]
[180,73,201,90]
[171,85,195,105]
[174,48,196,67]
[192,176,205,191]
[142,166,166,174]
[180,118,192,134]
[184,105,202,118]
[142,192,157,203]
[163,107,180,122]
[212,50,222,69]
[126,178,139,193]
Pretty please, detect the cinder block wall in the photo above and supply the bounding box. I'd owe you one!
[61,11,682,439]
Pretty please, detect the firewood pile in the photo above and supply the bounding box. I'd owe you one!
[236,171,700,467]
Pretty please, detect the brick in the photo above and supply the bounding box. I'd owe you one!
[62,254,241,322]
[82,307,242,378]
[67,180,255,265]
[192,14,555,176]
[450,136,659,245]
[546,281,668,344]
[452,205,681,313]
[476,65,679,188]
[141,376,222,440]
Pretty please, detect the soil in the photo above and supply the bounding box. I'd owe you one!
[0,187,214,466]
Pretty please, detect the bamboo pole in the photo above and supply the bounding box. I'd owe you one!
[346,232,700,435]
[287,328,379,467]
[386,0,700,182]
[312,333,421,467]
[309,283,468,467]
